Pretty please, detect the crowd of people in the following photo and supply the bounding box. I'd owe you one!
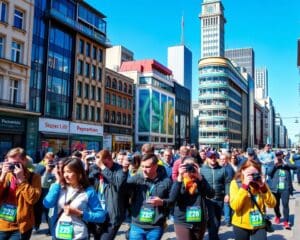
[0,143,300,240]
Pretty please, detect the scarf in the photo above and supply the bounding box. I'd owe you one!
[183,173,197,195]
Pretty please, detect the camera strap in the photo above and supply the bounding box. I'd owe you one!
[248,189,265,217]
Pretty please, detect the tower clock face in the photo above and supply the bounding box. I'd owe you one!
[206,5,216,14]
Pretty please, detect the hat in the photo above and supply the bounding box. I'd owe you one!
[206,151,217,158]
[275,150,283,156]
[247,147,256,156]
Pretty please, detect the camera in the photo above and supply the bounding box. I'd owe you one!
[9,163,20,171]
[127,153,133,163]
[86,153,96,164]
[185,163,196,173]
[252,173,261,182]
[48,160,56,169]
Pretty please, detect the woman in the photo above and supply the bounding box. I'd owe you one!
[43,157,106,240]
[230,159,276,240]
[0,147,41,240]
[157,157,214,240]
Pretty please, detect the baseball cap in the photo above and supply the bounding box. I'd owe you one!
[275,150,283,156]
[247,147,256,156]
[206,151,217,158]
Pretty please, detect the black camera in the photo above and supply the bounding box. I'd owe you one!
[252,173,261,182]
[185,163,196,173]
[9,163,20,171]
[48,161,56,169]
[127,153,133,163]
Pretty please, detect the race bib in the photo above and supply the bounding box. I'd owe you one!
[0,204,17,222]
[100,199,106,210]
[278,170,286,190]
[186,206,202,222]
[139,206,155,223]
[57,221,74,240]
[249,210,263,227]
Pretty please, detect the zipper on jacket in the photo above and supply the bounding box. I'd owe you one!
[212,168,215,190]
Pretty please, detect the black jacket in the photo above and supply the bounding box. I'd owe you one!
[126,168,172,229]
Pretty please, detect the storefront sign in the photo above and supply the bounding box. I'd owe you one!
[114,135,132,142]
[103,135,112,151]
[70,122,103,136]
[39,118,69,134]
[0,116,25,131]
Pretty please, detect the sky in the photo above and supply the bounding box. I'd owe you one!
[87,0,300,143]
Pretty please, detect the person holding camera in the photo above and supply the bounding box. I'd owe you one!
[34,152,57,233]
[200,151,231,240]
[88,150,129,240]
[0,147,42,240]
[158,157,214,240]
[230,159,276,240]
[267,150,296,229]
[43,157,106,240]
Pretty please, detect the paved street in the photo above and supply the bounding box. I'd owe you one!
[32,183,300,240]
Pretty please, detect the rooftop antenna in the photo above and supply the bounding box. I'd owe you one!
[180,13,184,45]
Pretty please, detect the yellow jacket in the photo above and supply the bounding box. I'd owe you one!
[0,171,41,233]
[230,179,276,230]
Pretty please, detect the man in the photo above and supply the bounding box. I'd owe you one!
[172,146,190,181]
[199,150,207,166]
[0,147,41,240]
[127,153,172,240]
[161,148,173,178]
[267,150,296,229]
[201,151,231,240]
[258,144,275,175]
[90,150,129,240]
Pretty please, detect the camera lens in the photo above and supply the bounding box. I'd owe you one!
[185,164,196,173]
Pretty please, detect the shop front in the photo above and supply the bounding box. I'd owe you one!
[38,118,70,158]
[70,122,103,152]
[113,134,132,152]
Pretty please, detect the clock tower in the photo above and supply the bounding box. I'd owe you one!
[200,0,226,58]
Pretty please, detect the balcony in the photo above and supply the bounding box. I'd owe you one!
[199,93,228,100]
[199,115,227,121]
[0,98,26,109]
[47,8,109,46]
[199,137,226,144]
[199,104,228,110]
[199,81,228,88]
[199,126,228,132]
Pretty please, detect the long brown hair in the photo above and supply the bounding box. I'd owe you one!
[234,159,262,181]
[61,157,90,189]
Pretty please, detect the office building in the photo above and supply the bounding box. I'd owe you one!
[255,67,268,99]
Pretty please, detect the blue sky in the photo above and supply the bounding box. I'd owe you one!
[87,0,300,142]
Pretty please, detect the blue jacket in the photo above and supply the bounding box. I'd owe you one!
[43,183,106,238]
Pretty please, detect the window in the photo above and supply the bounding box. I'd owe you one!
[112,79,117,89]
[91,85,95,100]
[105,92,110,104]
[0,1,7,22]
[91,65,96,79]
[92,46,97,59]
[11,41,22,63]
[122,98,127,109]
[118,81,122,91]
[106,76,111,88]
[90,106,95,121]
[84,83,89,99]
[84,105,88,120]
[86,42,90,57]
[123,83,127,93]
[128,99,132,110]
[98,67,102,82]
[98,49,103,62]
[85,63,90,77]
[78,39,84,54]
[0,36,4,58]
[128,85,132,94]
[77,60,83,75]
[76,103,81,120]
[77,82,82,97]
[97,87,101,101]
[105,110,109,122]
[117,96,121,107]
[96,108,101,122]
[111,94,116,106]
[127,114,131,125]
[111,111,116,123]
[122,113,126,125]
[9,79,19,103]
[14,9,24,29]
[117,112,121,124]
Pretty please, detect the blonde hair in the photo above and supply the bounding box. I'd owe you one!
[6,147,26,160]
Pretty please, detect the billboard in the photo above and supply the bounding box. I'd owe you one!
[151,90,160,133]
[138,89,150,132]
[161,94,167,134]
[167,97,175,135]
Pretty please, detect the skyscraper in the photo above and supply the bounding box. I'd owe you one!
[255,67,268,99]
[225,48,255,78]
[200,0,226,58]
[167,45,192,91]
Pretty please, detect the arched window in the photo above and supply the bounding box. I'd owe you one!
[111,111,116,123]
[128,85,132,94]
[118,81,122,91]
[106,76,111,88]
[112,78,117,89]
[123,83,127,93]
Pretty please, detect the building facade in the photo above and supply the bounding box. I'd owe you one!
[200,0,226,58]
[191,101,200,148]
[174,82,191,149]
[255,67,268,99]
[29,0,108,158]
[225,48,255,78]
[167,45,192,91]
[0,0,40,160]
[120,60,175,150]
[106,45,134,71]
[103,68,134,152]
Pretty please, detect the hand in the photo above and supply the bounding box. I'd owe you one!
[177,164,186,182]
[122,158,130,172]
[53,165,63,184]
[14,164,25,184]
[64,205,83,217]
[96,156,105,169]
[224,194,230,203]
[242,170,254,186]
[45,163,54,173]
[147,196,164,207]
[192,164,202,181]
[257,175,266,188]
[0,162,10,182]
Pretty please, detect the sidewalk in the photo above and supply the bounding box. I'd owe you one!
[32,183,300,240]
